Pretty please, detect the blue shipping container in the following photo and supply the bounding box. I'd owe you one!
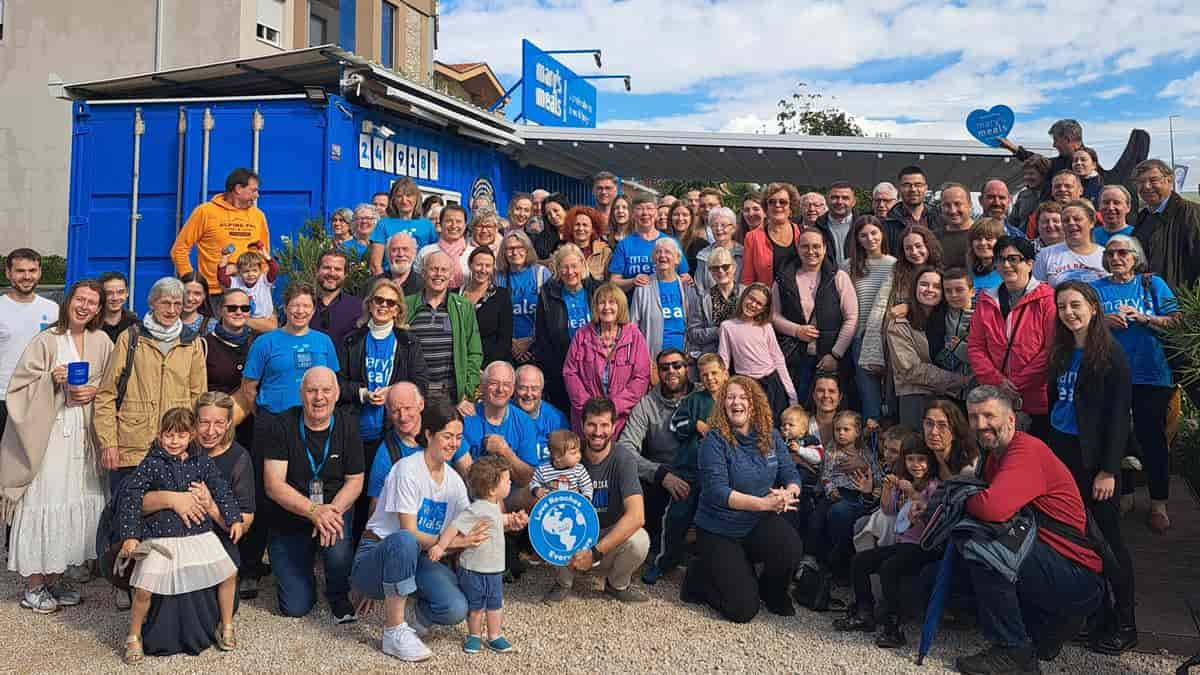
[67,93,588,312]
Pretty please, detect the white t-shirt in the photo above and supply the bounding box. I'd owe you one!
[366,451,469,539]
[230,274,275,319]
[0,294,59,397]
[1032,243,1107,287]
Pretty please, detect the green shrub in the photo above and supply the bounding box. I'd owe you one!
[276,219,371,296]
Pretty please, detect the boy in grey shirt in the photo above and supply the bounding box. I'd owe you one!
[429,456,524,654]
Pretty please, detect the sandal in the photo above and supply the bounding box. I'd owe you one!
[216,622,237,651]
[123,635,144,665]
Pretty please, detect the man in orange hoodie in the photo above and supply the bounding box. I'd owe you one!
[171,168,270,313]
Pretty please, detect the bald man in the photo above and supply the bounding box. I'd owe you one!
[262,365,365,621]
[405,250,483,417]
[365,383,471,511]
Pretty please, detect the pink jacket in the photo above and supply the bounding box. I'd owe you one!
[966,279,1057,415]
[562,322,651,437]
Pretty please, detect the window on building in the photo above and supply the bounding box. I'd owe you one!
[256,0,284,46]
[308,13,327,47]
[381,2,395,69]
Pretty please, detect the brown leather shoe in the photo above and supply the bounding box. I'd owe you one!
[1147,510,1171,534]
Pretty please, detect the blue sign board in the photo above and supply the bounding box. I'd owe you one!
[521,39,597,128]
[528,490,600,566]
[966,105,1015,147]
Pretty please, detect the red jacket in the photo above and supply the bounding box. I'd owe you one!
[966,432,1102,574]
[562,322,651,438]
[966,279,1057,415]
[741,223,801,287]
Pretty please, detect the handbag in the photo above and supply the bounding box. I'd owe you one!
[999,304,1033,431]
[791,564,833,612]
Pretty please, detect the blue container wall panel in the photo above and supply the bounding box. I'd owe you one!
[67,99,327,314]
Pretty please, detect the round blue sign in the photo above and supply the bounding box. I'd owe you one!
[528,490,600,567]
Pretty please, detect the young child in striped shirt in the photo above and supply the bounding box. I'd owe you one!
[531,430,594,500]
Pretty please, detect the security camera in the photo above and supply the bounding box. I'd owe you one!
[594,52,603,68]
[377,126,395,139]
[623,77,631,92]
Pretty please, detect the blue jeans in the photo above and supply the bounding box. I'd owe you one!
[850,335,882,423]
[350,532,468,626]
[968,539,1103,648]
[806,491,868,569]
[268,511,355,617]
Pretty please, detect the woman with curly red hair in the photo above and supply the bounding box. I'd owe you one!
[559,205,611,282]
[680,376,804,623]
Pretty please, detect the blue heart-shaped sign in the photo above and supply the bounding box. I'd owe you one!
[966,105,1015,147]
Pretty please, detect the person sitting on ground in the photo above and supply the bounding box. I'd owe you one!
[529,429,594,500]
[805,410,880,577]
[680,377,804,622]
[952,385,1104,675]
[645,353,729,584]
[833,438,940,649]
[542,397,650,604]
[115,407,244,664]
[427,456,524,655]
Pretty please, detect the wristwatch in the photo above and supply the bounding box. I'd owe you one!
[590,546,604,562]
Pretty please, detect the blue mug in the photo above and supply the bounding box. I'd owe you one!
[67,362,89,386]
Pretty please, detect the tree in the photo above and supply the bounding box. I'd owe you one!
[777,82,864,137]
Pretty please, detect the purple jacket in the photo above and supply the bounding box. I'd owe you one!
[562,322,651,438]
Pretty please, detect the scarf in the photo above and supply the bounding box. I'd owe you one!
[142,311,183,343]
[438,237,468,288]
[369,320,395,339]
[213,322,249,347]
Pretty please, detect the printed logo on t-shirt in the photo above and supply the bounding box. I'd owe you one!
[294,350,314,369]
[591,478,609,513]
[416,498,448,535]
[660,306,684,319]
[626,256,652,276]
[513,298,537,317]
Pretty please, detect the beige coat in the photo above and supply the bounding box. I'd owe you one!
[0,329,112,521]
[886,317,970,398]
[586,240,612,282]
[93,326,207,468]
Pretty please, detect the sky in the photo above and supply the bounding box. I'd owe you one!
[438,0,1200,185]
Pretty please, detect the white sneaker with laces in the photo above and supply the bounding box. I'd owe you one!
[383,625,432,662]
[20,586,59,614]
[404,602,431,638]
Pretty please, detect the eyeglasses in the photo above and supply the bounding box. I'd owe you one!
[1104,249,1133,258]
[224,304,251,313]
[923,419,951,432]
[658,361,687,371]
[1134,176,1169,188]
[371,296,399,308]
[998,254,1026,267]
[766,198,790,207]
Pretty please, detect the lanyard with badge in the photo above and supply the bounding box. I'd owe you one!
[300,416,335,504]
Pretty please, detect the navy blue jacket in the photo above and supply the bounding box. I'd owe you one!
[696,429,802,538]
[116,443,242,541]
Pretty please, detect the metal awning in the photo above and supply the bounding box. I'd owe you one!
[515,127,1053,189]
[62,46,521,147]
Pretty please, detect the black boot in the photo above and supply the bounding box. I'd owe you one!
[832,605,875,632]
[1088,623,1138,655]
[875,614,907,648]
[956,644,1041,674]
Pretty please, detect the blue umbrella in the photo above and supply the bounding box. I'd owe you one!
[916,544,958,665]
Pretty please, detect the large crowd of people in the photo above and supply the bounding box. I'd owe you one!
[1,117,1198,674]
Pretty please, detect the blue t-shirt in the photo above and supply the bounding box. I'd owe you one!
[371,217,437,249]
[528,402,570,464]
[339,239,371,260]
[359,331,396,441]
[607,232,689,279]
[366,434,470,498]
[1092,275,1177,387]
[498,266,542,340]
[1093,225,1135,246]
[243,329,340,414]
[657,281,686,351]
[462,402,540,466]
[1050,348,1083,436]
[972,268,1002,293]
[563,286,592,340]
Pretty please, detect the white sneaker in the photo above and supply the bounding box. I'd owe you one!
[20,586,59,614]
[383,625,432,662]
[404,602,431,638]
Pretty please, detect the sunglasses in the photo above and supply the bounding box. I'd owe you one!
[371,296,399,308]
[658,361,687,371]
[766,198,790,207]
[224,304,251,313]
[998,254,1027,266]
[710,264,733,272]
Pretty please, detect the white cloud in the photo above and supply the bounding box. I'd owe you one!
[1162,73,1200,107]
[1095,86,1134,100]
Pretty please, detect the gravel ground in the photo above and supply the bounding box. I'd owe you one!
[0,563,1182,675]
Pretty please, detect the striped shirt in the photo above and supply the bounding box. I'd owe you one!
[531,461,594,500]
[850,256,895,336]
[408,300,456,398]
